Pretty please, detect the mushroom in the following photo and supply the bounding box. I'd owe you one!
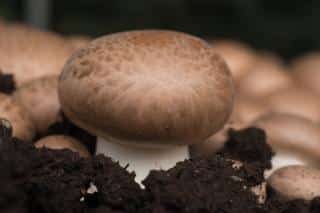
[292,52,320,95]
[59,30,234,183]
[190,120,245,158]
[0,23,73,86]
[210,39,257,82]
[252,113,320,176]
[231,95,270,124]
[0,93,35,141]
[35,135,90,158]
[267,165,320,201]
[266,87,320,122]
[238,57,293,98]
[67,35,91,51]
[13,75,60,134]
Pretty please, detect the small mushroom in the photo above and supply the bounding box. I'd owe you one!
[253,113,320,176]
[266,87,320,122]
[35,135,90,158]
[59,30,234,183]
[292,52,320,95]
[267,165,320,201]
[0,93,35,141]
[13,75,60,134]
[238,57,293,98]
[210,39,257,82]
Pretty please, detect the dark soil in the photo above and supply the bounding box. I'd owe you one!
[0,134,143,213]
[142,156,264,213]
[0,70,15,94]
[0,120,319,212]
[219,127,274,171]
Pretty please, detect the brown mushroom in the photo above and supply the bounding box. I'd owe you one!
[67,35,91,51]
[0,23,73,86]
[13,75,60,134]
[35,135,90,158]
[210,39,257,82]
[59,30,234,182]
[292,52,320,95]
[253,113,320,175]
[238,56,293,98]
[231,95,270,124]
[267,165,320,201]
[0,93,35,141]
[266,87,320,122]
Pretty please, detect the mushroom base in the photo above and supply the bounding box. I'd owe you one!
[96,137,189,184]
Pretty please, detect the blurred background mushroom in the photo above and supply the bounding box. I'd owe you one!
[0,93,35,141]
[35,135,91,158]
[0,24,73,86]
[267,165,320,201]
[253,113,320,176]
[13,75,60,134]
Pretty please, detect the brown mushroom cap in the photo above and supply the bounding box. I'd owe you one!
[238,58,293,98]
[210,39,257,81]
[35,135,90,158]
[231,95,270,124]
[68,35,91,51]
[0,23,73,86]
[0,93,35,141]
[292,52,320,94]
[266,87,320,122]
[13,75,60,134]
[253,113,320,165]
[59,30,234,147]
[267,165,320,201]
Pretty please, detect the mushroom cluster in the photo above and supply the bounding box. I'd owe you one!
[194,39,320,181]
[0,21,93,157]
[1,17,320,211]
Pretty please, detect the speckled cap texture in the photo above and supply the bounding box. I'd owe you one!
[59,30,234,147]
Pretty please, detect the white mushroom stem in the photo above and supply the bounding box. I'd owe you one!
[96,137,189,184]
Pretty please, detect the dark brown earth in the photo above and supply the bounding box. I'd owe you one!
[0,70,15,94]
[0,121,319,212]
